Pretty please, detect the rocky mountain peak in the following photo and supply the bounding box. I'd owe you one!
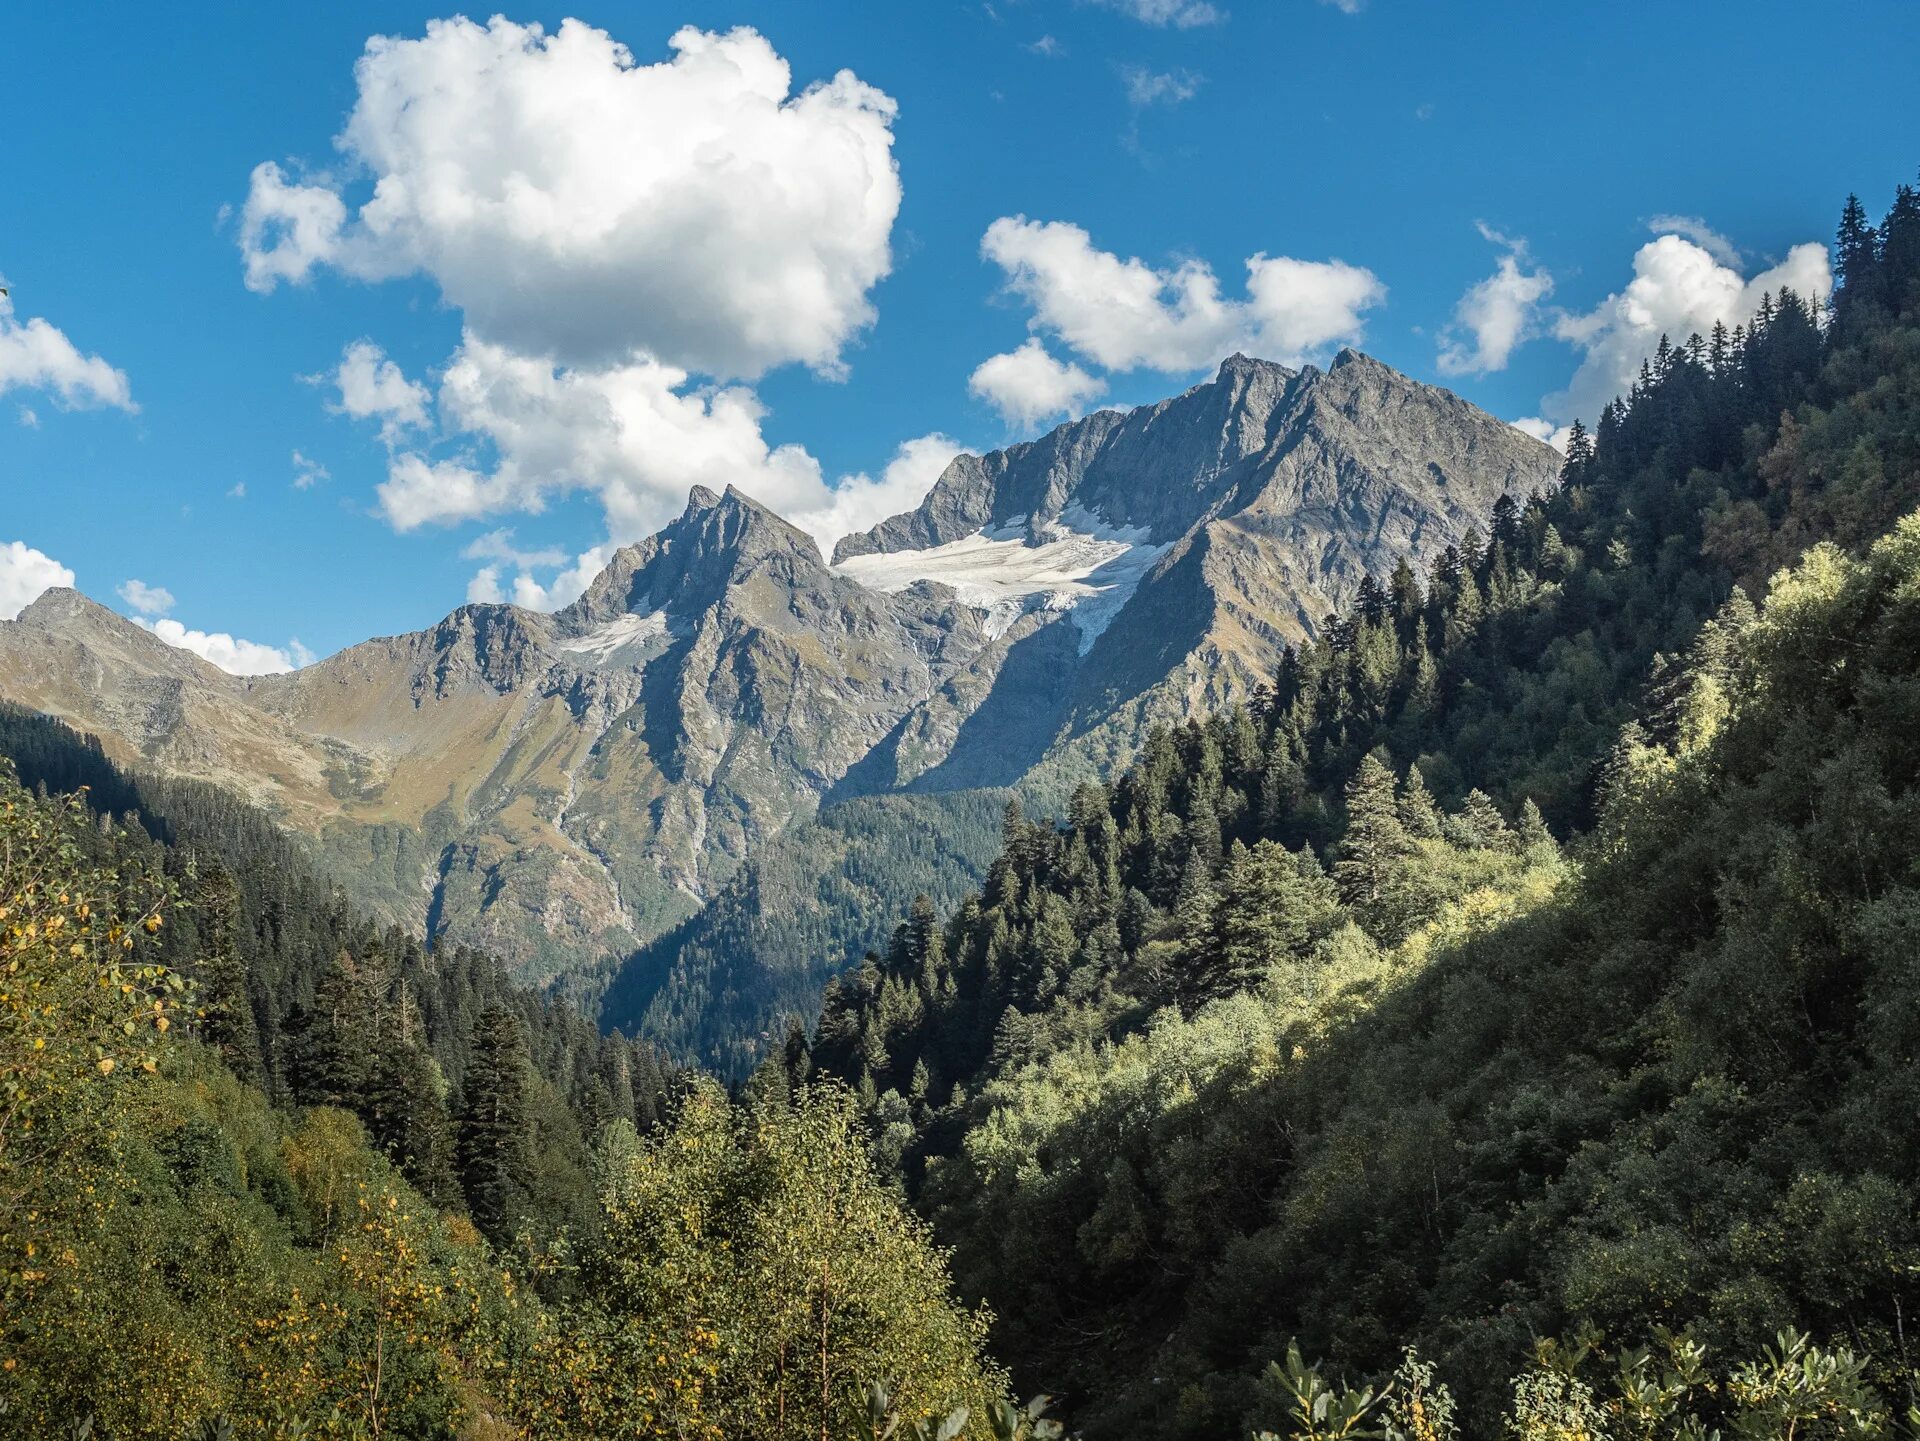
[0,350,1563,1000]
[565,485,826,632]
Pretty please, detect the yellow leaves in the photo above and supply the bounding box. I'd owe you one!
[97,1057,115,1076]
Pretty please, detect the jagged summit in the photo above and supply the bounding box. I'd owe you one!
[0,350,1559,991]
[834,352,1302,563]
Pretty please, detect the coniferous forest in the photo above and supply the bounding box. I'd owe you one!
[9,172,1920,1438]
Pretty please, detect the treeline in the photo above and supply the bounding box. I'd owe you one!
[780,174,1920,1437]
[0,760,1011,1437]
[0,704,678,1241]
[594,788,1012,1080]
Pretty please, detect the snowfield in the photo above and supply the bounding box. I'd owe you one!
[834,508,1166,654]
[557,609,672,663]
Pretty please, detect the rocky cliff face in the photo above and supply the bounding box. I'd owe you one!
[827,350,1560,798]
[0,351,1559,994]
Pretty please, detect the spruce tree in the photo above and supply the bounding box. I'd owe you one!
[193,862,261,1085]
[457,1003,531,1241]
[1834,193,1883,320]
[1335,755,1416,937]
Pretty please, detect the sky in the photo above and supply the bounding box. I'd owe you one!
[2,0,1916,672]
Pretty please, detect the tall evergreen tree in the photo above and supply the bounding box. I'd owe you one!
[192,861,261,1086]
[457,1003,532,1240]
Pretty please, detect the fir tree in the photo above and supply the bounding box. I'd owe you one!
[457,1003,531,1241]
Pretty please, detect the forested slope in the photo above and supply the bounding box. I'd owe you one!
[793,174,1920,1438]
[0,746,1010,1438]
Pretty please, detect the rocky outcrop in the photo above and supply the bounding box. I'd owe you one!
[0,351,1559,991]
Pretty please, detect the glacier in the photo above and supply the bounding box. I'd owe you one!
[832,507,1166,654]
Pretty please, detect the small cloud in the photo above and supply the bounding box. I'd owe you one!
[1645,214,1742,269]
[324,339,431,446]
[116,578,176,617]
[135,617,302,675]
[1121,65,1202,109]
[981,214,1385,373]
[1025,34,1064,56]
[1320,0,1364,11]
[292,449,330,490]
[1093,0,1225,26]
[289,638,318,668]
[466,566,507,605]
[969,339,1106,429]
[228,481,247,499]
[1436,223,1554,377]
[461,527,569,570]
[1414,103,1435,122]
[0,539,75,620]
[17,406,38,428]
[1511,417,1572,453]
[0,287,138,413]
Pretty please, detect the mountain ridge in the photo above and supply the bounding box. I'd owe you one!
[0,351,1559,1013]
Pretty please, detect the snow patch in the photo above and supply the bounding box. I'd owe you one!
[833,506,1164,654]
[558,610,671,664]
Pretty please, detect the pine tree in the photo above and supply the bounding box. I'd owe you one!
[1335,755,1416,936]
[1397,764,1442,840]
[1834,193,1884,321]
[1881,183,1920,313]
[193,861,261,1085]
[457,1003,531,1241]
[1447,789,1512,850]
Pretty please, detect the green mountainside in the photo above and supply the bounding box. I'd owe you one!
[785,175,1920,1437]
[7,173,1920,1440]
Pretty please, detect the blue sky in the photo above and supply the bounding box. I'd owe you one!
[2,0,1916,669]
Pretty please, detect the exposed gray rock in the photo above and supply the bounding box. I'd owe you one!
[0,350,1559,1003]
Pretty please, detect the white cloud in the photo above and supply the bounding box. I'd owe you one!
[378,333,958,582]
[982,216,1384,373]
[475,544,614,612]
[292,449,330,490]
[135,617,301,675]
[238,162,347,293]
[1320,0,1364,12]
[1510,417,1573,453]
[1025,35,1064,56]
[1121,66,1200,108]
[0,541,75,620]
[462,528,567,570]
[376,333,826,537]
[1436,224,1554,377]
[784,435,966,553]
[0,290,135,412]
[1093,0,1225,27]
[466,567,507,605]
[18,406,38,428]
[116,579,176,616]
[228,482,247,499]
[1645,214,1741,268]
[969,339,1106,428]
[329,340,430,443]
[238,18,901,380]
[1540,230,1832,426]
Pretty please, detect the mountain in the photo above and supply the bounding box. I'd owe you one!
[790,256,1891,1439]
[828,348,1558,799]
[599,351,1561,1066]
[0,351,1557,1013]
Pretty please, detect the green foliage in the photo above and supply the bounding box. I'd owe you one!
[0,753,1008,1438]
[508,1079,1006,1438]
[596,789,1010,1079]
[810,173,1920,1439]
[0,702,681,1242]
